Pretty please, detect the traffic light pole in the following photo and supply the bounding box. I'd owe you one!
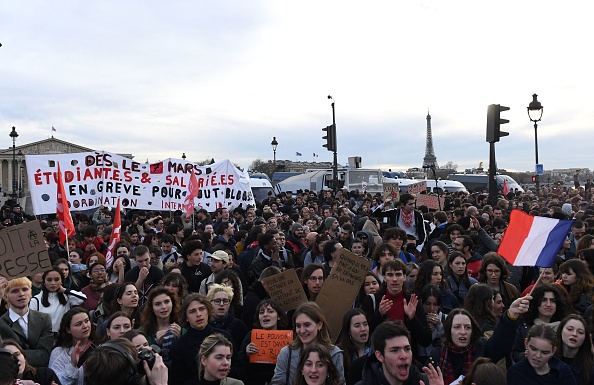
[488,142,498,206]
[330,100,338,193]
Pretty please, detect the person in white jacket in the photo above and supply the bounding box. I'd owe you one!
[29,267,86,332]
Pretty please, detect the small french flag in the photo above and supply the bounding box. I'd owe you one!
[313,153,319,157]
[296,152,302,156]
[498,210,573,267]
[52,126,57,132]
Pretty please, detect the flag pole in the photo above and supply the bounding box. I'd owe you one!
[527,269,544,297]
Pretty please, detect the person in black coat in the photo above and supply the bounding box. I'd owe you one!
[360,259,432,350]
[0,339,61,385]
[241,266,281,330]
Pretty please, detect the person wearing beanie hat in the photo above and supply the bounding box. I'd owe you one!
[286,222,305,256]
[199,250,229,295]
[324,217,339,239]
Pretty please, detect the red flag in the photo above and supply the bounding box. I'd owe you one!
[56,163,75,246]
[105,199,121,268]
[503,179,509,195]
[184,168,199,218]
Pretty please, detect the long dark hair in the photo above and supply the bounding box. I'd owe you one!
[413,260,449,293]
[254,298,287,329]
[337,309,370,376]
[446,251,472,288]
[140,287,179,335]
[462,284,497,332]
[293,344,341,385]
[111,283,141,327]
[55,307,97,348]
[41,267,68,307]
[443,309,481,348]
[524,284,569,326]
[557,314,593,385]
[0,339,36,377]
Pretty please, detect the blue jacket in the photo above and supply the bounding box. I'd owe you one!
[508,356,577,385]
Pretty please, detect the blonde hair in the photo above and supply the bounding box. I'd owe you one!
[3,277,32,296]
[206,283,234,301]
[196,333,233,379]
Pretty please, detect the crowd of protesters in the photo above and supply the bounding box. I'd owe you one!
[2,183,594,385]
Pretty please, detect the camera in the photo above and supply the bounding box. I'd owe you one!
[137,345,161,375]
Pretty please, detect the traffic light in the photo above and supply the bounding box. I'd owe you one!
[322,124,336,152]
[486,104,510,143]
[532,175,537,182]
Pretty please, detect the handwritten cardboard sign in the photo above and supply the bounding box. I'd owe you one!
[261,269,308,312]
[407,180,427,194]
[0,221,52,279]
[315,249,372,341]
[416,194,445,210]
[383,182,400,204]
[249,329,293,364]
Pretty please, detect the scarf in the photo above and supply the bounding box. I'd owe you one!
[401,209,413,228]
[534,318,561,332]
[439,342,473,385]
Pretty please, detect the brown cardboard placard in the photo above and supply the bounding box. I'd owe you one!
[249,329,293,364]
[383,182,400,205]
[0,221,52,279]
[261,268,308,313]
[407,180,427,194]
[416,194,445,210]
[315,249,372,341]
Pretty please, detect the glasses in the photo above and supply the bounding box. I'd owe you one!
[309,276,324,282]
[486,269,501,275]
[92,268,107,274]
[211,298,231,305]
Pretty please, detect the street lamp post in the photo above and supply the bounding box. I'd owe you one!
[528,94,543,196]
[17,150,23,200]
[271,136,278,176]
[9,126,18,199]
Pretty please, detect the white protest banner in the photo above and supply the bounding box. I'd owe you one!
[26,152,255,215]
[407,180,427,194]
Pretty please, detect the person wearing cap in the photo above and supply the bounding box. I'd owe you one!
[9,203,33,225]
[199,250,229,296]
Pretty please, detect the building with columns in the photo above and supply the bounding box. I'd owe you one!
[0,137,131,211]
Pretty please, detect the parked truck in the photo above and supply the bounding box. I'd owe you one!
[275,168,384,195]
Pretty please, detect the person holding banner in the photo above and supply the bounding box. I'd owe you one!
[240,299,288,385]
[271,302,344,385]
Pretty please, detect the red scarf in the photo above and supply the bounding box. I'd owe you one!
[401,209,413,228]
[385,290,405,321]
[439,343,473,385]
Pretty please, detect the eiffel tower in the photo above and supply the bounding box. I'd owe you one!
[423,110,438,169]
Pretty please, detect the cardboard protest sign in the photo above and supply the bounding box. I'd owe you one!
[0,221,52,279]
[383,182,400,204]
[249,329,293,364]
[26,152,255,215]
[315,249,372,341]
[407,180,427,194]
[416,194,445,210]
[261,269,308,313]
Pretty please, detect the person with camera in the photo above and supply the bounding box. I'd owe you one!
[49,307,97,385]
[84,338,167,385]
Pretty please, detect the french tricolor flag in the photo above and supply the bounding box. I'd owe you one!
[499,210,573,267]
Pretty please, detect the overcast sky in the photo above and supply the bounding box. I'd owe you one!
[1,1,593,173]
